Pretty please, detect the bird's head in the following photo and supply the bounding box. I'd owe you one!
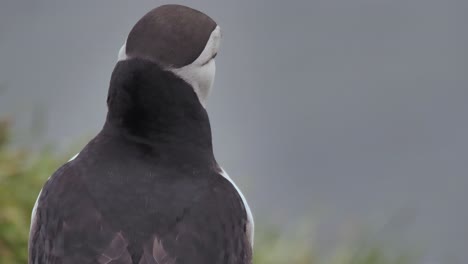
[117,4,221,108]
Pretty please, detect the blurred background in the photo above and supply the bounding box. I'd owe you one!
[0,0,467,263]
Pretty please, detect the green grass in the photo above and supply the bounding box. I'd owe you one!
[0,119,420,264]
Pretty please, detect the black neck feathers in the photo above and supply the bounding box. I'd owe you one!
[103,59,213,152]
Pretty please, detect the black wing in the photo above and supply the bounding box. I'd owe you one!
[29,161,251,264]
[29,162,135,264]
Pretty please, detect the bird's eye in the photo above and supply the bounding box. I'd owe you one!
[201,53,217,66]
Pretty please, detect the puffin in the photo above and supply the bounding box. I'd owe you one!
[29,4,254,264]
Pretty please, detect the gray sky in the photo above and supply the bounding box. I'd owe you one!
[1,0,467,262]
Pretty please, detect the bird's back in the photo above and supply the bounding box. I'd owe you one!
[29,133,252,264]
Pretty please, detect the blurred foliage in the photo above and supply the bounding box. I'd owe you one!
[0,119,420,264]
[253,222,419,264]
[0,118,68,263]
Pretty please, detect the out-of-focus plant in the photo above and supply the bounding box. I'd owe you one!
[253,220,419,264]
[0,119,68,264]
[0,118,420,264]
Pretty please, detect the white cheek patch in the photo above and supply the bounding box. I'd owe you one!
[118,41,128,62]
[117,26,222,108]
[219,167,255,248]
[170,25,221,107]
[171,58,216,107]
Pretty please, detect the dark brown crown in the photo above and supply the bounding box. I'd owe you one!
[125,4,217,68]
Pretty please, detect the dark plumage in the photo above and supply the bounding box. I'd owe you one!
[28,4,252,264]
[126,5,217,67]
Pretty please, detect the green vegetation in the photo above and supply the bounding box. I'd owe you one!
[0,119,419,264]
[0,119,69,263]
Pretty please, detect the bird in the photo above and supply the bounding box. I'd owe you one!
[28,4,254,264]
